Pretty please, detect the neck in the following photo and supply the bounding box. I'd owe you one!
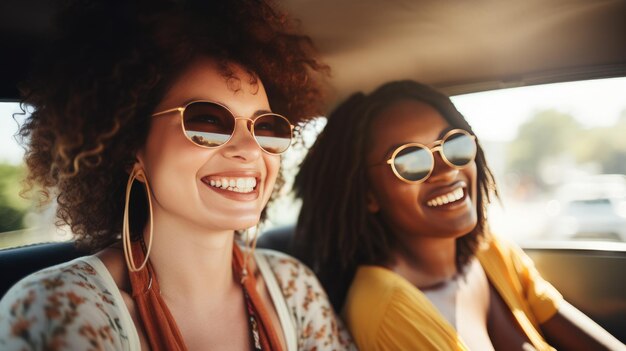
[387,235,458,289]
[144,210,240,305]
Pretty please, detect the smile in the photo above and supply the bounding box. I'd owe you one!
[203,176,257,193]
[426,187,464,207]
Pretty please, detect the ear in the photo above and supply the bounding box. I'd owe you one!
[127,152,146,182]
[366,190,380,213]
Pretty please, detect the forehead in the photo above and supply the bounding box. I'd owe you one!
[370,99,450,146]
[155,57,270,115]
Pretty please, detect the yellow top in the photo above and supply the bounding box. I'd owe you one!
[342,236,562,351]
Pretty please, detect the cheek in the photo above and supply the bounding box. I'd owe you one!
[143,120,191,166]
[371,167,420,211]
[141,125,207,203]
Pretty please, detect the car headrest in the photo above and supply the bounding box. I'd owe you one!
[256,224,296,256]
[0,241,88,298]
[0,225,297,298]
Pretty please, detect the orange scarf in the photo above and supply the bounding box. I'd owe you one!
[129,241,283,350]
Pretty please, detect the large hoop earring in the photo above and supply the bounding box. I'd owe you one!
[122,168,154,272]
[241,223,260,284]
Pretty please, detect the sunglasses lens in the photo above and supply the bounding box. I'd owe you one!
[182,102,235,147]
[394,145,433,182]
[442,132,476,167]
[253,114,292,154]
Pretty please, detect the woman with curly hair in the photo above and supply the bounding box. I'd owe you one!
[294,80,622,350]
[0,1,354,350]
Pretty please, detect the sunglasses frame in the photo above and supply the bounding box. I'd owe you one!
[151,100,294,155]
[385,128,477,184]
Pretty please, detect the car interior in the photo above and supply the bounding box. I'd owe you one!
[1,0,625,344]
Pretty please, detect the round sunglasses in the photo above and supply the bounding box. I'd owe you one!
[378,129,477,183]
[152,100,294,154]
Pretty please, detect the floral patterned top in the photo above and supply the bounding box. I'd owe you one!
[0,249,355,351]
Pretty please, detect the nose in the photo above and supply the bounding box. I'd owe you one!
[427,149,458,182]
[221,119,262,162]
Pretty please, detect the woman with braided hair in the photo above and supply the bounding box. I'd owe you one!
[294,80,622,350]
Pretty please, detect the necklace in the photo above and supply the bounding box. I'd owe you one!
[243,287,263,350]
[236,244,264,351]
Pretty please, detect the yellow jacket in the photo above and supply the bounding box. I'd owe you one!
[343,236,562,350]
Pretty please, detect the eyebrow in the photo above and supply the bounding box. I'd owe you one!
[252,109,273,118]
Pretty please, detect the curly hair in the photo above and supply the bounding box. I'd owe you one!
[18,0,328,252]
[293,80,498,310]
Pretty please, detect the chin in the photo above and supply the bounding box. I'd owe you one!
[186,211,260,232]
[435,218,478,239]
[455,221,479,238]
[220,214,262,231]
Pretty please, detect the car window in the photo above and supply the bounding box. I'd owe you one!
[0,102,71,249]
[451,77,626,244]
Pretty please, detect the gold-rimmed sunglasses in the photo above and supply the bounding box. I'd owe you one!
[152,100,294,154]
[374,129,477,183]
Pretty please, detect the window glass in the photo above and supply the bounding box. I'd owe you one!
[451,77,626,243]
[0,102,70,249]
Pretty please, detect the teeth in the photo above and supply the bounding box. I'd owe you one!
[206,177,257,194]
[246,178,256,188]
[427,188,464,207]
[236,178,245,188]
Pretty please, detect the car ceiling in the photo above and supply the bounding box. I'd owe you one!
[1,0,625,105]
[279,0,626,104]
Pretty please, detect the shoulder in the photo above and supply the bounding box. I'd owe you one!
[255,249,356,350]
[478,234,563,324]
[256,249,316,285]
[0,257,110,307]
[345,266,445,350]
[255,248,328,312]
[480,232,533,255]
[346,265,408,315]
[0,256,130,350]
[255,248,308,270]
[255,249,333,314]
[478,234,535,272]
[343,266,409,340]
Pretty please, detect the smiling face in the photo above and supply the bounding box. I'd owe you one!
[366,99,478,241]
[136,57,280,232]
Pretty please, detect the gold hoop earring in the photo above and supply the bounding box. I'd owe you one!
[241,223,260,284]
[122,168,154,272]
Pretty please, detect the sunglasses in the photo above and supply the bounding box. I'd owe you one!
[378,129,477,183]
[152,100,294,154]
